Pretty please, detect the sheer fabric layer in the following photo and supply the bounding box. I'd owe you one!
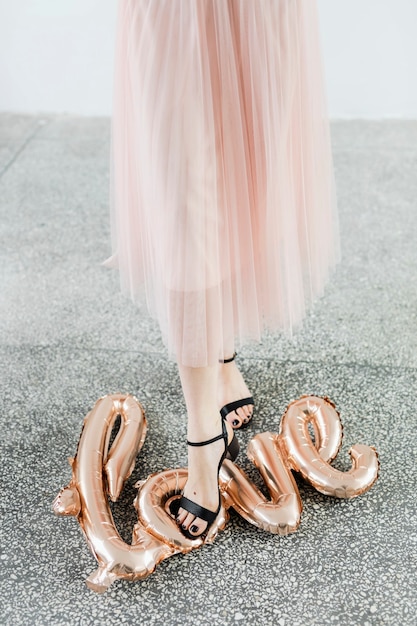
[109,0,340,367]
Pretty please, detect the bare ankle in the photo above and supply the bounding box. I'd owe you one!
[186,410,222,442]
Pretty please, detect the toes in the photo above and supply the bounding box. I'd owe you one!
[228,405,254,428]
[225,405,255,429]
[182,512,195,530]
[226,413,242,429]
[241,404,254,421]
[241,406,250,422]
[236,407,247,422]
[176,508,207,537]
[189,520,207,536]
[245,403,253,418]
[245,406,253,420]
[181,514,207,536]
[176,507,188,525]
[226,404,253,430]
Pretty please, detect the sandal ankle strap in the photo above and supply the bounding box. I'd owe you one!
[187,420,227,447]
[219,351,237,364]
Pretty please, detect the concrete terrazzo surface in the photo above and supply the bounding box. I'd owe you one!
[0,114,416,625]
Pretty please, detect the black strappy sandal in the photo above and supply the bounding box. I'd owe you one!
[170,419,239,539]
[219,352,254,430]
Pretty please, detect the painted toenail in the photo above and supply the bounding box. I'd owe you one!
[182,524,187,530]
[190,525,198,533]
[232,419,239,426]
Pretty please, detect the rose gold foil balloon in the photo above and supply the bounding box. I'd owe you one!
[218,396,378,531]
[53,394,229,592]
[53,395,173,592]
[136,468,229,548]
[53,393,379,593]
[219,434,302,535]
[278,396,379,498]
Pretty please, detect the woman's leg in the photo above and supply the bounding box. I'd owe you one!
[176,362,234,536]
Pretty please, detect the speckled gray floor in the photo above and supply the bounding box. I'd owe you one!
[1,114,416,626]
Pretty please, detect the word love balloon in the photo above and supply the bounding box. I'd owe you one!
[53,394,379,593]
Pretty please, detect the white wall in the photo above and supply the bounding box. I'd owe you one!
[0,0,416,118]
[318,0,417,118]
[0,0,118,116]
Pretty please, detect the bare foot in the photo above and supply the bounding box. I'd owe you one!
[218,359,254,429]
[176,418,234,537]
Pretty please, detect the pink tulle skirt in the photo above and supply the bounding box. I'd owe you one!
[107,0,340,367]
